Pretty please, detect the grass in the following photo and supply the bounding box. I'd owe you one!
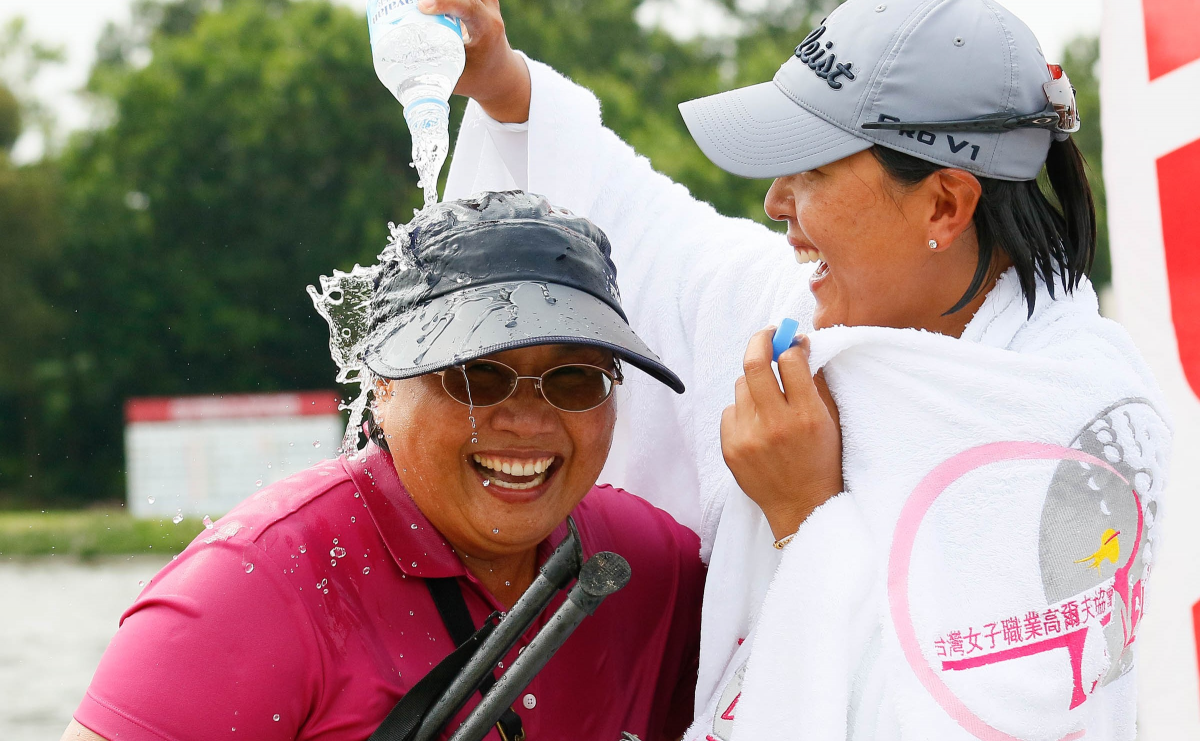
[0,509,207,558]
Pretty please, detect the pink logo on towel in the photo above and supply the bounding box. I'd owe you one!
[888,442,1143,741]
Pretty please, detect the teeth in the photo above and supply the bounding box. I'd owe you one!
[472,454,556,476]
[486,471,548,491]
[794,247,822,265]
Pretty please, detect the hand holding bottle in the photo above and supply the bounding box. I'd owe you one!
[418,0,532,123]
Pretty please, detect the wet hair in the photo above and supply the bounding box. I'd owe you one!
[871,138,1096,317]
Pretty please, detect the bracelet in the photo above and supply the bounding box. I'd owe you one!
[773,534,796,550]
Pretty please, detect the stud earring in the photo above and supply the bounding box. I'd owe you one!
[928,240,939,250]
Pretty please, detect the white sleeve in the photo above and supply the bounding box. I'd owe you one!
[446,57,817,551]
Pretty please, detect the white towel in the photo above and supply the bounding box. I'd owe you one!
[722,269,1171,740]
[445,57,1173,740]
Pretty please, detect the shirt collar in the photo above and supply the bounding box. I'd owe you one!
[343,443,578,580]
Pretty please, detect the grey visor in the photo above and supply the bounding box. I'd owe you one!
[362,192,685,394]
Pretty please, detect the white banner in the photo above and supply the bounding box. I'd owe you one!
[1101,0,1200,736]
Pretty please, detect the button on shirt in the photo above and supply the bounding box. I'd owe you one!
[75,444,704,741]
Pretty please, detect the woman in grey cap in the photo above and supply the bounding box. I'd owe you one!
[428,0,1171,739]
[62,192,704,741]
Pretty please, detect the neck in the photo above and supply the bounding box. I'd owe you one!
[458,547,539,609]
[924,254,1012,339]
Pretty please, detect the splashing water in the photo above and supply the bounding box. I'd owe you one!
[410,116,451,209]
[460,366,478,445]
[307,264,382,455]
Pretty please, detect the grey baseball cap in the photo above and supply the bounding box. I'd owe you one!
[680,0,1065,182]
[362,191,685,393]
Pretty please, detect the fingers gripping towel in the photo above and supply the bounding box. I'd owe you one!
[706,270,1172,741]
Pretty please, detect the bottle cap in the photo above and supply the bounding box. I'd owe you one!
[772,318,801,362]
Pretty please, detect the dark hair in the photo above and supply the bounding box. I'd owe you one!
[871,138,1096,317]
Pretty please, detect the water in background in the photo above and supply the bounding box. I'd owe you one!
[0,556,168,740]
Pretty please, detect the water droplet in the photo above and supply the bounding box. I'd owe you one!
[482,479,490,487]
[505,580,511,586]
[244,562,255,574]
[147,495,156,504]
[138,580,145,587]
[411,523,418,530]
[172,510,184,524]
[256,479,263,488]
[409,610,415,616]
[273,714,280,722]
[333,538,339,545]
[202,516,214,530]
[350,516,356,523]
[492,528,500,534]
[363,567,371,575]
[299,545,307,554]
[331,547,347,558]
[412,562,417,568]
[313,440,322,449]
[331,559,338,566]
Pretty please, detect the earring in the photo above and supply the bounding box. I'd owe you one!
[928,239,938,250]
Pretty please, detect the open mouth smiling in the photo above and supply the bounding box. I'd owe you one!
[471,453,562,492]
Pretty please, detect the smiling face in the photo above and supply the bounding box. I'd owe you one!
[373,344,617,562]
[764,148,993,336]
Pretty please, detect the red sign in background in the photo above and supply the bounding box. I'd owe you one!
[1159,139,1200,401]
[1143,0,1200,80]
[1146,0,1200,702]
[1150,0,1200,402]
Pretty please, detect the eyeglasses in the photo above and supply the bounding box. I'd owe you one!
[861,66,1081,137]
[436,359,623,413]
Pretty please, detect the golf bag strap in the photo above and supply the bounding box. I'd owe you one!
[367,620,493,741]
[426,578,526,741]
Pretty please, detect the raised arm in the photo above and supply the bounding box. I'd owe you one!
[426,0,815,543]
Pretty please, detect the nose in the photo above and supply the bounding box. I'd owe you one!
[488,378,561,436]
[764,177,794,223]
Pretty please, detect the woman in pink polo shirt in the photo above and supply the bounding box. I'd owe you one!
[63,192,704,741]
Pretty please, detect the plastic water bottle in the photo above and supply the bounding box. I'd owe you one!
[367,0,466,208]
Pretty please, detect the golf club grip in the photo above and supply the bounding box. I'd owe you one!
[447,552,632,741]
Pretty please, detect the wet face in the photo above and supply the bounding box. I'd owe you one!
[374,344,617,561]
[764,148,987,335]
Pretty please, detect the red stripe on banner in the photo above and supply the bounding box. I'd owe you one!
[125,391,342,422]
[1158,138,1200,401]
[1144,0,1200,80]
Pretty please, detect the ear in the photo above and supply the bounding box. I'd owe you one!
[926,168,982,250]
[372,379,394,427]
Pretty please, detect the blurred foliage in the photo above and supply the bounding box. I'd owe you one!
[0,0,1108,507]
[0,509,205,557]
[1061,36,1109,289]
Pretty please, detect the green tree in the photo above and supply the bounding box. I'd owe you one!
[35,0,421,504]
[0,21,66,505]
[1061,35,1109,288]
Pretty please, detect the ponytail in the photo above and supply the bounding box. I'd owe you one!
[872,138,1098,317]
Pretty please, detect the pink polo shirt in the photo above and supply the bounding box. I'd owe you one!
[76,443,704,741]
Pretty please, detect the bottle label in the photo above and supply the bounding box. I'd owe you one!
[367,0,462,45]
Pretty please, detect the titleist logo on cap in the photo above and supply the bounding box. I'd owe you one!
[793,25,857,90]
